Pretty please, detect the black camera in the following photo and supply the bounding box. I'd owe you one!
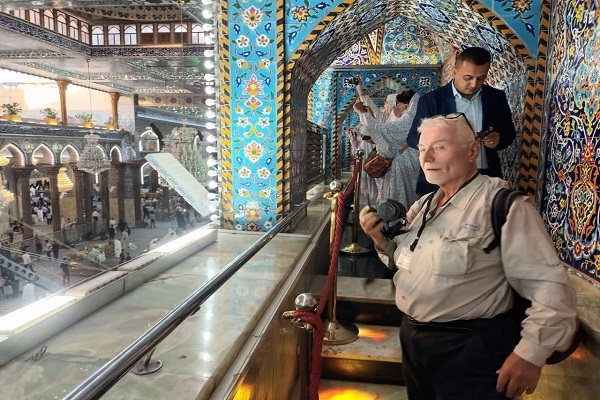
[348,76,361,86]
[369,199,407,239]
[377,199,407,224]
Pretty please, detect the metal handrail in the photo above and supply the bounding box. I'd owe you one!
[63,201,309,400]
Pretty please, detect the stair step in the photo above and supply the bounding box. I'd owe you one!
[320,379,408,399]
[321,323,403,385]
[322,323,401,363]
[312,276,396,304]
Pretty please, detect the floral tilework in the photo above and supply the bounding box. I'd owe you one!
[285,0,344,60]
[332,41,371,65]
[542,0,600,283]
[284,0,540,62]
[296,0,525,108]
[229,0,280,232]
[381,18,444,65]
[479,0,540,55]
[310,70,335,126]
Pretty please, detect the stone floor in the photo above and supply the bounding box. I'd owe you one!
[320,380,409,399]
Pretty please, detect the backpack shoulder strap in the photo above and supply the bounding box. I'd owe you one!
[484,188,526,254]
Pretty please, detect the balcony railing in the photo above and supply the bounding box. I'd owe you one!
[8,9,212,47]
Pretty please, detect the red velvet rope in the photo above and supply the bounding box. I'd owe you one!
[292,163,360,399]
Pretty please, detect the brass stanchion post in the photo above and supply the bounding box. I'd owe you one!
[323,180,359,344]
[340,149,373,255]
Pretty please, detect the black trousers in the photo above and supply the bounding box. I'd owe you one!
[400,312,519,400]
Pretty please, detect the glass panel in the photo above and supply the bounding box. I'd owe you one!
[43,10,54,30]
[108,26,121,46]
[30,9,41,25]
[56,14,67,35]
[92,27,104,46]
[69,20,78,39]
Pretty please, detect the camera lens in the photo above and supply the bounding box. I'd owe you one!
[377,199,406,222]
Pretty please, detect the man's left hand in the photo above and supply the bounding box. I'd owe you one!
[483,132,500,148]
[496,352,542,398]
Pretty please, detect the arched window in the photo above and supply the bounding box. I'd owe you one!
[43,10,54,30]
[81,24,90,44]
[157,24,170,44]
[56,14,67,35]
[107,26,121,45]
[139,129,160,152]
[92,26,104,46]
[191,24,205,44]
[30,9,41,25]
[174,24,188,43]
[124,25,137,45]
[140,24,154,45]
[69,19,79,40]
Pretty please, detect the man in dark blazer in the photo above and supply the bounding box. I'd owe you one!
[407,47,516,195]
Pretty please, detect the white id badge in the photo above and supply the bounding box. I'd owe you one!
[396,247,413,270]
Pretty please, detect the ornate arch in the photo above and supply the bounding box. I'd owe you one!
[60,144,80,163]
[285,0,534,209]
[1,143,26,166]
[109,145,122,162]
[31,143,55,165]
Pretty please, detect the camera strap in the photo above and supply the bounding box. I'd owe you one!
[409,172,479,252]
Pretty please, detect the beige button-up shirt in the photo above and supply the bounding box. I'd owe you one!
[378,174,577,366]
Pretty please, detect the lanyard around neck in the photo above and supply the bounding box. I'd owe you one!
[409,173,479,252]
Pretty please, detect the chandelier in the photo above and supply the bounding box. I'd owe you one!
[0,154,13,211]
[163,123,208,183]
[78,133,111,174]
[0,184,14,212]
[0,152,9,167]
[57,167,74,192]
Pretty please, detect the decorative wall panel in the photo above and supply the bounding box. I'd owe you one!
[380,17,443,65]
[285,0,540,60]
[223,0,283,231]
[542,0,600,283]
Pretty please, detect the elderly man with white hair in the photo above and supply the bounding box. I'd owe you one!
[359,113,577,400]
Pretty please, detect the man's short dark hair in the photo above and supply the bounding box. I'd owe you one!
[456,47,491,67]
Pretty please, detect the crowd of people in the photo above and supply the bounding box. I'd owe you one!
[29,182,53,225]
[347,47,578,399]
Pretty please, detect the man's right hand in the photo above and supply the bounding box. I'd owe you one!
[359,206,388,250]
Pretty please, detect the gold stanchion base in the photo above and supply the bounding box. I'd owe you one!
[339,242,374,255]
[323,319,359,345]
